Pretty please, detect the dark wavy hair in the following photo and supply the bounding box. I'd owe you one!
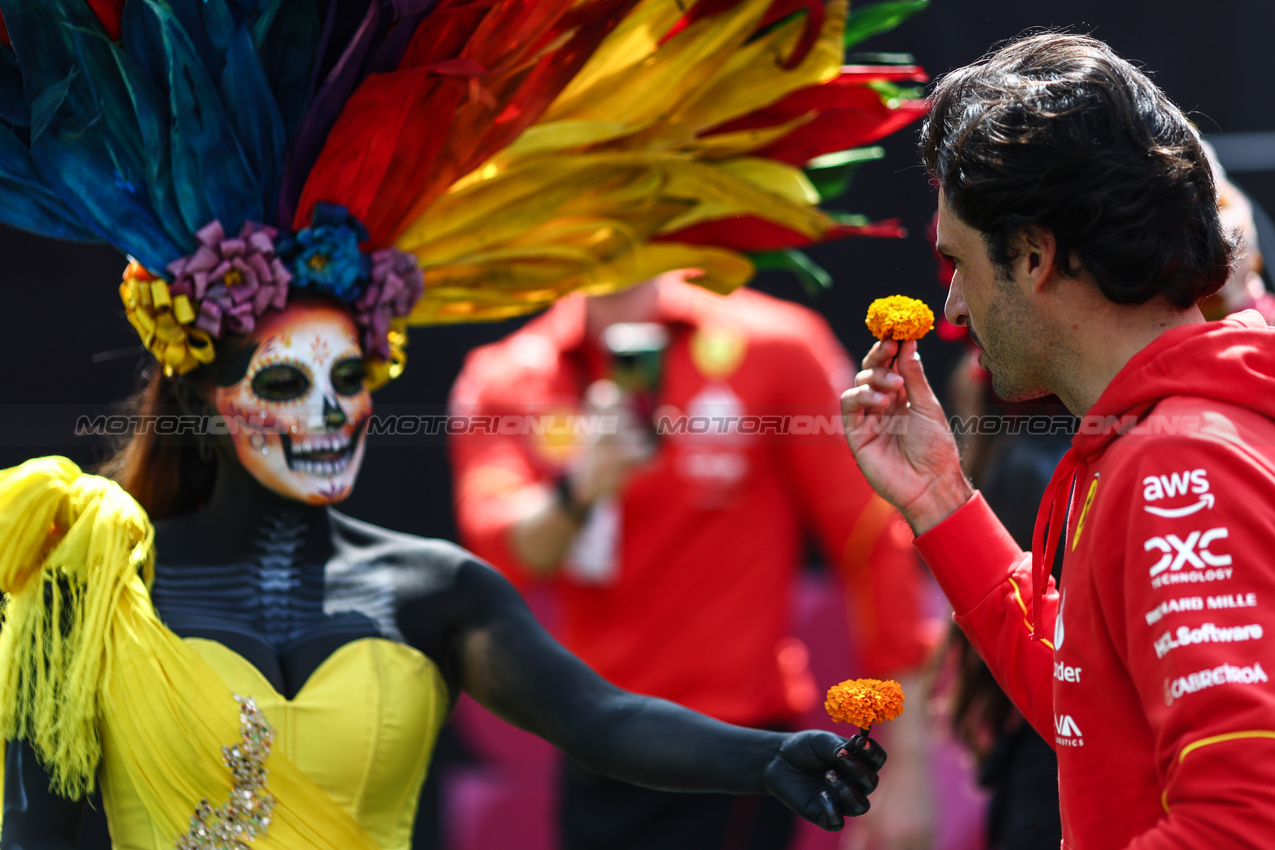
[97,330,260,521]
[921,32,1233,307]
[96,368,217,522]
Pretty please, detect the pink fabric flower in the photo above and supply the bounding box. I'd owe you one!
[167,220,292,338]
[353,249,424,358]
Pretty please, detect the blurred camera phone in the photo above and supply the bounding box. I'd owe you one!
[602,322,668,432]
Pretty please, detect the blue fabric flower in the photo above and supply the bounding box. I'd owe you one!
[278,203,371,303]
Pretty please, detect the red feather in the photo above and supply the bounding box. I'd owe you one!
[657,216,904,252]
[762,0,824,70]
[754,96,927,164]
[702,66,927,165]
[0,12,9,49]
[85,0,124,40]
[707,66,926,135]
[379,0,639,240]
[297,0,639,246]
[294,68,467,235]
[660,0,743,45]
[662,0,824,67]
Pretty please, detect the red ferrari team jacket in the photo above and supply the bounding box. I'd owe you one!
[916,312,1275,848]
[449,279,929,726]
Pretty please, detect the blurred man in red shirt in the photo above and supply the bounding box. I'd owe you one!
[449,271,934,850]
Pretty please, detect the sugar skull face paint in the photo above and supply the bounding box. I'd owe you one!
[213,301,371,504]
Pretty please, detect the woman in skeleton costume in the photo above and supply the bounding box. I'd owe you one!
[0,1,927,847]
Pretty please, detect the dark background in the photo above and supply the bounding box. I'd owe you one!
[2,0,1272,547]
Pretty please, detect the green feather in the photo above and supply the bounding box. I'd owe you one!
[843,0,928,50]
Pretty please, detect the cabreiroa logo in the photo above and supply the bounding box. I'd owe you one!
[1164,662,1268,705]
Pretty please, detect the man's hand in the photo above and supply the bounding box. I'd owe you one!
[840,339,972,534]
[509,381,654,573]
[765,731,887,831]
[569,379,656,506]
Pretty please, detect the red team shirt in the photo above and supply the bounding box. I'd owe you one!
[916,313,1275,849]
[449,279,929,726]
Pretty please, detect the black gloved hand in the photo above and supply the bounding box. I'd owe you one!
[763,730,887,831]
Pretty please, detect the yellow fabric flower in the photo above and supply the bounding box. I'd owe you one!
[363,318,410,392]
[825,678,905,729]
[119,261,215,377]
[865,295,934,341]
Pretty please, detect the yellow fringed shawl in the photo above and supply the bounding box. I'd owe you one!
[0,456,152,798]
[0,458,407,849]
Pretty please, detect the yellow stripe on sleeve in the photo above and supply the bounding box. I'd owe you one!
[1161,730,1275,813]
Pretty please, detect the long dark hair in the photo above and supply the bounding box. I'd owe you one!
[96,367,219,522]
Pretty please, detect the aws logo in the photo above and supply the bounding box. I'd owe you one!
[1142,468,1213,518]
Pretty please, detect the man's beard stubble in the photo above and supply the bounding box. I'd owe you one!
[971,281,1053,404]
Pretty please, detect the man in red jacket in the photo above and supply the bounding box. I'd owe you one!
[842,33,1275,850]
[450,272,934,850]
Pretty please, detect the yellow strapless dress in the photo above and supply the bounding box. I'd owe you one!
[97,637,449,850]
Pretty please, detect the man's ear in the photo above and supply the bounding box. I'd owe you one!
[1016,224,1059,293]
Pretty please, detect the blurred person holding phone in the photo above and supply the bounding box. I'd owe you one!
[449,271,935,850]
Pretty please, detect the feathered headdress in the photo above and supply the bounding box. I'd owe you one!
[0,0,926,387]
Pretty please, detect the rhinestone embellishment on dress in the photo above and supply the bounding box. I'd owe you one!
[176,694,278,849]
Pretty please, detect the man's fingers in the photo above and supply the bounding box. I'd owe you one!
[840,385,889,417]
[855,367,905,394]
[862,338,899,370]
[894,340,941,413]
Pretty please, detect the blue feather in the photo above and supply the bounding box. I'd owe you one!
[220,27,286,223]
[158,0,224,81]
[140,0,263,236]
[0,49,29,128]
[1,0,184,267]
[108,42,193,251]
[255,0,322,142]
[28,67,76,143]
[249,0,287,46]
[0,125,99,241]
[121,0,166,92]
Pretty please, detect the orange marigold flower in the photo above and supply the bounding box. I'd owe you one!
[865,295,934,341]
[825,678,905,729]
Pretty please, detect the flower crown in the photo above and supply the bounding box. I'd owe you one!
[120,204,423,390]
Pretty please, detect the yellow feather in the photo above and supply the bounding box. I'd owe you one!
[546,0,770,127]
[675,0,847,133]
[393,0,883,326]
[409,242,751,325]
